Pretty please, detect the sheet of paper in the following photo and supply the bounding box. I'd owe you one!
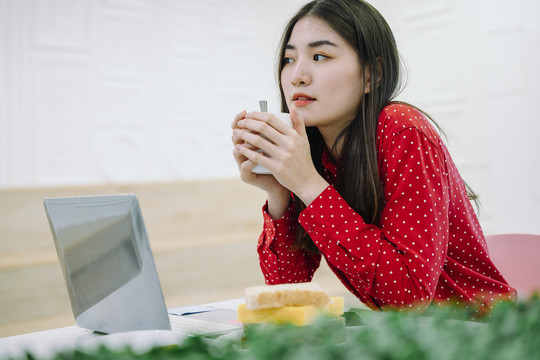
[167,305,216,316]
[203,297,245,311]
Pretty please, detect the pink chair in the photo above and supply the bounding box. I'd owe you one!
[485,233,540,300]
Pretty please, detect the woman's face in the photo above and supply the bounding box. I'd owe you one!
[281,16,365,140]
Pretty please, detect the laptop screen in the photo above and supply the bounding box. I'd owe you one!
[44,194,171,333]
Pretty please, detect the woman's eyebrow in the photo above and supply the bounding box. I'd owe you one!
[309,40,338,48]
[285,40,339,50]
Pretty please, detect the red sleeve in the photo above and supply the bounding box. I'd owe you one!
[257,201,322,284]
[298,127,450,310]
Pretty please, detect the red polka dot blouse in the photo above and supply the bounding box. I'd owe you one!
[257,103,516,313]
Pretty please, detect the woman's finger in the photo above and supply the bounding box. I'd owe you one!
[235,143,272,173]
[239,114,292,152]
[231,110,247,129]
[233,128,276,155]
[290,108,307,138]
[245,111,293,135]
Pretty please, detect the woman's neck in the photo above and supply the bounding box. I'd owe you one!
[318,125,346,160]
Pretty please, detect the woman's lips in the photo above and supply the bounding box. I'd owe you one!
[292,93,316,107]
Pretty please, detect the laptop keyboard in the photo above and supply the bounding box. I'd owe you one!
[168,314,241,336]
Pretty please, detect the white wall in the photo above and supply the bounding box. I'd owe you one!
[0,0,305,186]
[1,0,539,234]
[481,0,540,234]
[373,0,540,234]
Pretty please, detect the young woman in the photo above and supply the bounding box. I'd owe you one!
[231,0,516,314]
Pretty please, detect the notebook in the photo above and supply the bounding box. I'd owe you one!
[43,194,240,335]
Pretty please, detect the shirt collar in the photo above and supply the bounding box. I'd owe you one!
[322,146,338,178]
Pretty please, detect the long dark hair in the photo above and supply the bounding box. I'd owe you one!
[276,0,402,252]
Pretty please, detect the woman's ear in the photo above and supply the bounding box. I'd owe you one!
[363,59,382,94]
[363,68,372,94]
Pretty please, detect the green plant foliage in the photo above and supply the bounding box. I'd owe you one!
[11,296,540,360]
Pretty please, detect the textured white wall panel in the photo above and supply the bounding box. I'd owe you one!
[1,0,304,187]
[0,0,9,186]
[30,0,91,50]
[481,0,540,234]
[96,84,146,125]
[484,30,526,96]
[98,13,147,80]
[95,129,146,183]
[31,56,90,185]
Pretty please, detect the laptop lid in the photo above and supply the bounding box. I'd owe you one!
[44,194,171,334]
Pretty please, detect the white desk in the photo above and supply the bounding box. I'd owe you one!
[0,298,244,360]
[0,326,93,360]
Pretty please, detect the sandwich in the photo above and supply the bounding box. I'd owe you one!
[237,282,344,326]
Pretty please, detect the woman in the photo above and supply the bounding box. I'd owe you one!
[231,0,516,314]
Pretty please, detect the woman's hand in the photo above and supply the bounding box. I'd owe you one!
[232,109,328,208]
[231,110,291,218]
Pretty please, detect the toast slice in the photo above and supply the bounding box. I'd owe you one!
[245,282,331,310]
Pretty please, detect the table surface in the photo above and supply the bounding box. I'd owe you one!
[0,298,246,360]
[0,296,369,360]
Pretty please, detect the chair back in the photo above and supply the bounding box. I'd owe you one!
[485,233,540,300]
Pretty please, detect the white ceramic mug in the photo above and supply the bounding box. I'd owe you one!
[251,113,292,174]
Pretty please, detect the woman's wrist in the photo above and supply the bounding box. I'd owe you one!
[294,176,329,208]
[267,188,291,220]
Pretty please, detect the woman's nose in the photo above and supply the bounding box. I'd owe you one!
[290,59,311,86]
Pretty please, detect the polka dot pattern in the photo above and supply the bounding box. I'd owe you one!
[257,103,516,312]
[257,204,321,285]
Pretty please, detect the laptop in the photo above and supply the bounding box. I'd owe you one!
[43,194,240,335]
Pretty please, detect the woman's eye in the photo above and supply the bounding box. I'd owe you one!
[313,54,328,61]
[283,57,294,64]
